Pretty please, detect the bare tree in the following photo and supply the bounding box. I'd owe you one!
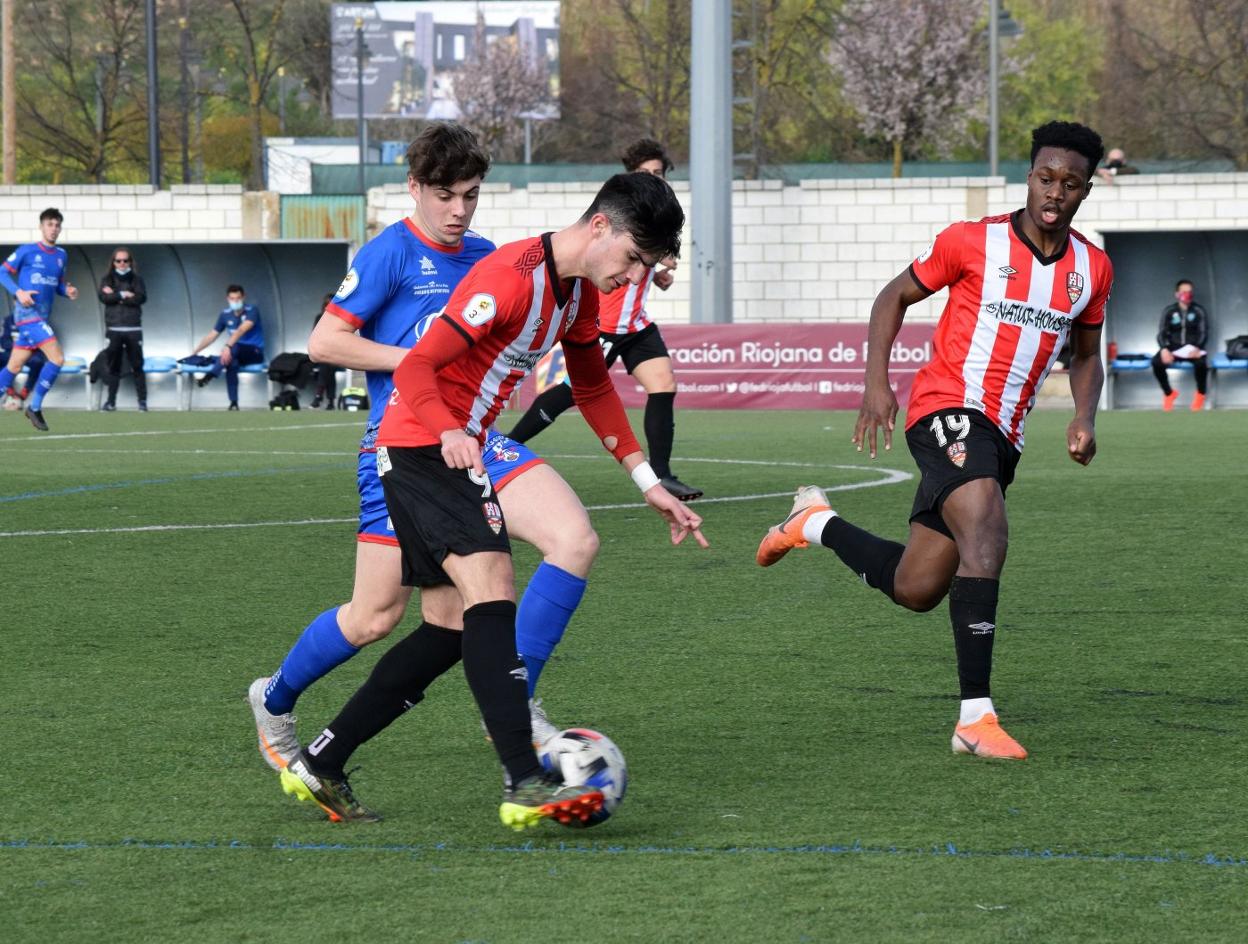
[1106,0,1248,168]
[17,0,149,182]
[452,15,549,162]
[218,0,290,189]
[827,0,987,176]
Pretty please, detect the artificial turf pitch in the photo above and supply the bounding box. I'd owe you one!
[1,407,1244,942]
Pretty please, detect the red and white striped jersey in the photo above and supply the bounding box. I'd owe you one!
[379,234,640,463]
[906,211,1113,450]
[597,265,655,334]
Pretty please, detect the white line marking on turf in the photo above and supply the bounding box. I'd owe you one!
[0,460,910,538]
[0,421,361,444]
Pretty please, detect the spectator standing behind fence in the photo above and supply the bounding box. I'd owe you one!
[99,247,148,412]
[1153,279,1209,412]
[1095,148,1139,184]
[311,293,338,409]
[1,311,46,409]
[189,284,266,410]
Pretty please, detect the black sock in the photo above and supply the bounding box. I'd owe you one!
[461,600,542,787]
[819,516,905,601]
[304,622,462,777]
[948,576,999,700]
[508,384,575,443]
[644,392,676,478]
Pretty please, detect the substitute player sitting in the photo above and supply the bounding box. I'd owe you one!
[758,121,1113,761]
[280,171,706,830]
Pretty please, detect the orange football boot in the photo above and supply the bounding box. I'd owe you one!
[756,485,832,567]
[951,712,1028,760]
[1162,390,1179,411]
[1191,392,1206,411]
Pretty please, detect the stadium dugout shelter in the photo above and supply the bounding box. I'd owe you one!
[1101,231,1248,409]
[0,241,349,410]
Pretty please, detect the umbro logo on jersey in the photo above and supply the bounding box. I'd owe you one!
[998,265,1017,279]
[419,255,437,276]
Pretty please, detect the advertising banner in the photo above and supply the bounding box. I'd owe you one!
[519,323,936,411]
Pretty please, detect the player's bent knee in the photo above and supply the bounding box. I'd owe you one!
[341,603,405,646]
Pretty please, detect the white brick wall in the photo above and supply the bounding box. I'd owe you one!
[3,174,1246,327]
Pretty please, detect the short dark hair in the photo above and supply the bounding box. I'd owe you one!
[406,122,491,188]
[40,207,63,223]
[226,284,245,295]
[1175,279,1193,291]
[580,172,684,260]
[622,138,673,175]
[1029,121,1105,178]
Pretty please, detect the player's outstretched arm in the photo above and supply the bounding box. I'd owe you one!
[853,270,929,458]
[309,311,407,373]
[1066,324,1103,466]
[621,451,709,547]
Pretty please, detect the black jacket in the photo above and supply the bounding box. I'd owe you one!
[1157,302,1207,350]
[97,269,147,330]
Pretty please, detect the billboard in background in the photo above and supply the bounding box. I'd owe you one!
[330,2,560,121]
[518,323,937,411]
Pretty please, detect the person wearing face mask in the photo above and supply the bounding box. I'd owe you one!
[1152,278,1209,411]
[189,283,266,409]
[98,247,148,411]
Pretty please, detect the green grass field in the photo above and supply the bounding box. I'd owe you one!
[1,406,1245,943]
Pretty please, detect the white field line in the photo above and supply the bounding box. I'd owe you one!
[0,457,910,539]
[0,420,362,445]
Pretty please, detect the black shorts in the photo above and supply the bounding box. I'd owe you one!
[600,322,669,374]
[905,408,1021,539]
[377,444,511,588]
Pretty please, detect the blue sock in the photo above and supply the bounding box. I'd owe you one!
[28,361,60,410]
[516,562,587,698]
[264,607,359,714]
[0,366,14,391]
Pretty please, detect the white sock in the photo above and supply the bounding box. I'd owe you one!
[959,697,995,725]
[801,510,836,544]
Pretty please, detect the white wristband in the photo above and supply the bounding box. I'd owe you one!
[630,460,661,493]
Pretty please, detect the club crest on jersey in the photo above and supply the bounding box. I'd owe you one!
[419,255,437,276]
[946,441,967,468]
[1066,271,1084,304]
[462,293,496,327]
[335,267,359,299]
[563,299,580,328]
[482,500,504,535]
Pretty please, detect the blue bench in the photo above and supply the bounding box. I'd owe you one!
[1110,352,1246,408]
[177,360,269,410]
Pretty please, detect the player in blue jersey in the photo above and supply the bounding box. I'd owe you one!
[247,124,606,821]
[0,208,79,431]
[189,285,266,409]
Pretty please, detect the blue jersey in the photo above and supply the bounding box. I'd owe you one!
[213,303,265,349]
[0,242,69,322]
[325,217,494,444]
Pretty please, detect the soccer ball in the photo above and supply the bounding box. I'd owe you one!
[538,727,628,827]
[2,394,19,412]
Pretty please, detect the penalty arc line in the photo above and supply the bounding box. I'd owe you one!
[0,461,912,538]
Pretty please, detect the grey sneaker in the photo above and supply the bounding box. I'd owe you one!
[280,751,382,823]
[529,698,560,747]
[499,773,603,831]
[247,677,300,772]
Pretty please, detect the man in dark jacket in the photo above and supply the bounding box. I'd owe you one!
[1152,278,1209,411]
[98,247,148,411]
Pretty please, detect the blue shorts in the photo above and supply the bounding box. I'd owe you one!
[356,429,544,545]
[15,319,56,350]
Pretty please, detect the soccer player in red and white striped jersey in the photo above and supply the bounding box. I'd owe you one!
[366,172,707,828]
[507,139,703,501]
[758,121,1113,761]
